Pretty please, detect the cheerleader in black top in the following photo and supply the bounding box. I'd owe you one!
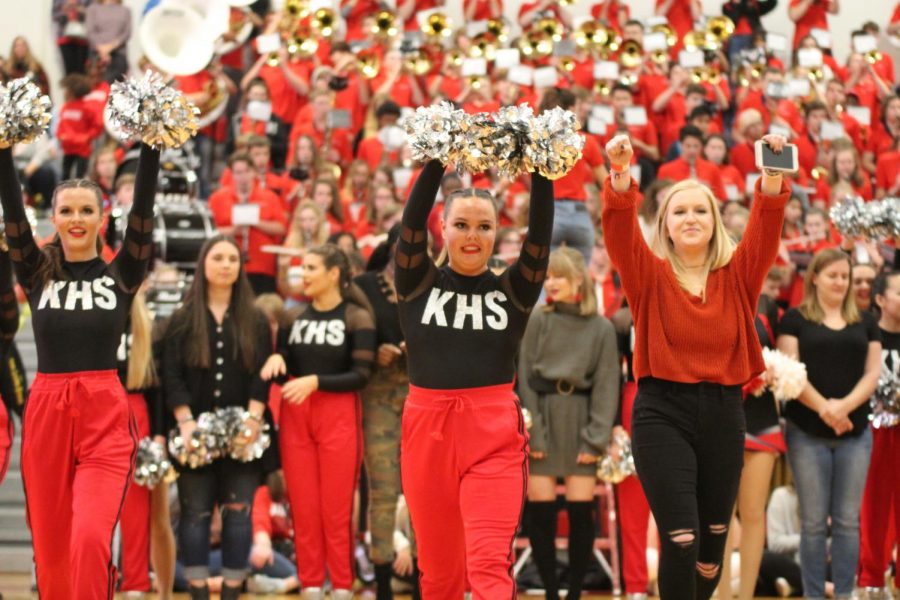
[396,160,554,599]
[163,235,275,600]
[116,289,176,598]
[0,140,160,599]
[261,244,376,600]
[0,247,18,485]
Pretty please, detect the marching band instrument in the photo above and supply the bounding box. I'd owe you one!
[618,40,643,70]
[215,7,253,55]
[517,30,554,60]
[372,10,399,39]
[487,18,509,44]
[357,50,380,79]
[422,12,452,41]
[650,22,677,48]
[404,50,433,76]
[311,7,337,38]
[706,15,735,45]
[535,17,564,43]
[140,3,216,76]
[469,33,498,61]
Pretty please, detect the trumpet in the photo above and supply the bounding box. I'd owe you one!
[807,67,825,83]
[650,22,677,48]
[286,29,319,59]
[517,30,554,60]
[691,66,721,84]
[372,9,399,39]
[403,50,433,76]
[594,79,611,96]
[357,50,380,79]
[706,15,735,45]
[558,56,576,72]
[422,12,452,40]
[467,75,485,90]
[618,40,643,70]
[683,30,718,52]
[311,7,336,38]
[284,0,307,19]
[574,20,610,55]
[446,48,465,68]
[469,33,497,61]
[811,166,829,181]
[650,48,669,65]
[536,17,564,43]
[865,49,883,64]
[487,18,509,43]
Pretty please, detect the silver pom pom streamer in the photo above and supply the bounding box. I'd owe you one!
[405,101,467,165]
[108,71,199,149]
[215,406,272,463]
[531,107,584,181]
[458,112,498,174]
[168,411,226,469]
[870,374,900,430]
[133,437,172,488]
[492,105,537,179]
[596,430,636,484]
[830,196,900,241]
[0,78,52,149]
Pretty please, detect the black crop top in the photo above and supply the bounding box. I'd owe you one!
[395,160,554,389]
[0,145,159,373]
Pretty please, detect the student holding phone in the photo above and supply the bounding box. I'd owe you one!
[601,133,793,600]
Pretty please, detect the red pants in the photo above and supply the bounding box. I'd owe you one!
[401,383,528,600]
[617,381,652,594]
[119,393,152,592]
[858,426,900,587]
[0,397,11,485]
[21,370,137,600]
[279,389,362,589]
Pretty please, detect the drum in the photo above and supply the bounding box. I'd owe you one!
[154,200,216,268]
[116,147,199,199]
[145,274,193,322]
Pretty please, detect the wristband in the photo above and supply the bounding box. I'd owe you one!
[177,417,195,425]
[610,162,629,174]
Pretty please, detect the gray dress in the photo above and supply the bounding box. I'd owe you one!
[518,303,620,477]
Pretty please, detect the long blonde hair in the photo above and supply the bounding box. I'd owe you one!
[285,200,329,250]
[798,248,860,325]
[126,292,158,391]
[650,180,735,300]
[543,247,598,316]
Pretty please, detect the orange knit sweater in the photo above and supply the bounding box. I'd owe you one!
[601,177,790,385]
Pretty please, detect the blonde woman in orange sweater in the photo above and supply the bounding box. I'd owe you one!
[601,133,791,600]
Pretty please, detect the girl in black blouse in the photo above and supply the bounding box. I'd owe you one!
[0,136,159,599]
[164,235,274,600]
[395,160,553,598]
[261,244,376,600]
[777,248,881,599]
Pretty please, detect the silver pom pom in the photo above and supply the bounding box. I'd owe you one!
[108,71,199,149]
[830,196,900,241]
[133,438,173,488]
[405,101,467,165]
[596,430,636,484]
[0,78,52,149]
[871,373,900,430]
[215,406,272,463]
[492,105,536,179]
[168,412,226,469]
[532,107,584,181]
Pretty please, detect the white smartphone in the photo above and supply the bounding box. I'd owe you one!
[754,140,799,173]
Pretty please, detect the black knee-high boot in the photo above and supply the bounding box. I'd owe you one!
[566,501,595,600]
[220,583,242,600]
[374,563,394,600]
[528,500,560,600]
[411,558,421,600]
[187,584,210,600]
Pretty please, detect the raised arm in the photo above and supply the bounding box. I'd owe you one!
[600,135,658,306]
[0,248,18,358]
[111,144,160,293]
[506,172,553,310]
[732,135,791,295]
[0,148,45,290]
[395,159,445,298]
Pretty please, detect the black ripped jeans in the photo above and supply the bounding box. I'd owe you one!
[632,377,745,600]
[177,459,261,583]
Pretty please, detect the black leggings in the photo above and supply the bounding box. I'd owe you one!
[632,377,745,600]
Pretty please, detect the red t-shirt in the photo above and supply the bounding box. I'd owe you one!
[369,72,418,107]
[590,1,630,31]
[656,0,694,52]
[288,120,353,166]
[404,0,437,30]
[893,2,900,24]
[876,150,900,194]
[553,133,604,201]
[259,60,313,123]
[340,0,381,41]
[83,81,110,127]
[427,73,464,100]
[730,141,757,179]
[462,98,501,115]
[867,121,899,158]
[207,186,288,277]
[793,133,820,179]
[790,0,829,49]
[737,92,804,134]
[463,0,500,20]
[720,164,746,201]
[657,157,727,201]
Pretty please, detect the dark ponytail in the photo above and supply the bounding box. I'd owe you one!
[307,244,374,316]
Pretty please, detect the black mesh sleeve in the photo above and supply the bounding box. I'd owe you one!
[0,249,18,358]
[507,173,554,309]
[112,144,160,293]
[0,148,45,290]
[317,304,376,392]
[395,160,445,299]
[249,313,273,404]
